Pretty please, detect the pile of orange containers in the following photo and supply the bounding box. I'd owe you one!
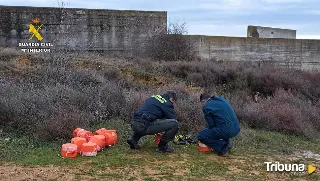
[61,128,118,158]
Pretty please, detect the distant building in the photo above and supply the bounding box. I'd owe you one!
[247,25,296,39]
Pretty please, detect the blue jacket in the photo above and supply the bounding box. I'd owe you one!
[202,96,240,136]
[134,94,176,121]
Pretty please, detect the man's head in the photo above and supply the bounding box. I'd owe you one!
[200,93,211,104]
[164,90,177,104]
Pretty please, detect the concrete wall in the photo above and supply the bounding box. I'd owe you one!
[189,35,320,71]
[247,25,296,39]
[1,6,319,71]
[0,5,167,53]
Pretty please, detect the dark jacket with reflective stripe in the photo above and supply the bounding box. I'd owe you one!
[134,94,176,121]
[203,96,240,136]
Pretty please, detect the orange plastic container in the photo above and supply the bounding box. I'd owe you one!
[73,128,83,137]
[155,133,163,145]
[104,132,115,147]
[81,143,97,156]
[94,135,106,145]
[61,143,78,158]
[94,128,107,135]
[94,128,118,146]
[88,135,105,151]
[198,142,212,152]
[71,137,87,153]
[105,130,118,145]
[77,129,93,142]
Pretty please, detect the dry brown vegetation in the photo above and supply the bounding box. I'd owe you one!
[0,47,320,141]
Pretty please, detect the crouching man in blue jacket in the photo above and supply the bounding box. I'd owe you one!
[127,91,179,153]
[197,93,240,156]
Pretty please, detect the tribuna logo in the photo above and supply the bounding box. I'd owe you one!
[264,162,305,172]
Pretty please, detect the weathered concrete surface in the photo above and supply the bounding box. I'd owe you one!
[0,6,319,71]
[248,25,296,39]
[0,5,167,53]
[189,35,320,71]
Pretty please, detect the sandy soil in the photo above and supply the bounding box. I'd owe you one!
[0,163,80,181]
[1,151,319,181]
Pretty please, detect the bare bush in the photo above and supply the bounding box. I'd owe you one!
[175,93,204,134]
[1,50,320,140]
[0,65,129,140]
[123,90,150,121]
[146,22,196,61]
[237,89,320,138]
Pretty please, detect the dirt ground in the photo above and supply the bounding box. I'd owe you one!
[1,150,319,181]
[0,163,79,181]
[0,164,228,181]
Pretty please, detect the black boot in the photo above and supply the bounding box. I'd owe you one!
[157,140,175,153]
[227,141,233,151]
[218,141,232,157]
[127,133,141,150]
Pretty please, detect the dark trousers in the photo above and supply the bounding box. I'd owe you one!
[197,127,239,153]
[131,118,179,143]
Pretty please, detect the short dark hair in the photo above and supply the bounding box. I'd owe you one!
[200,93,211,102]
[165,90,177,101]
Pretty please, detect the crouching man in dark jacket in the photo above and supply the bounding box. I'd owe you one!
[127,91,179,153]
[197,93,240,156]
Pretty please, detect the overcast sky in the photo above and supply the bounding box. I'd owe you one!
[1,0,320,39]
